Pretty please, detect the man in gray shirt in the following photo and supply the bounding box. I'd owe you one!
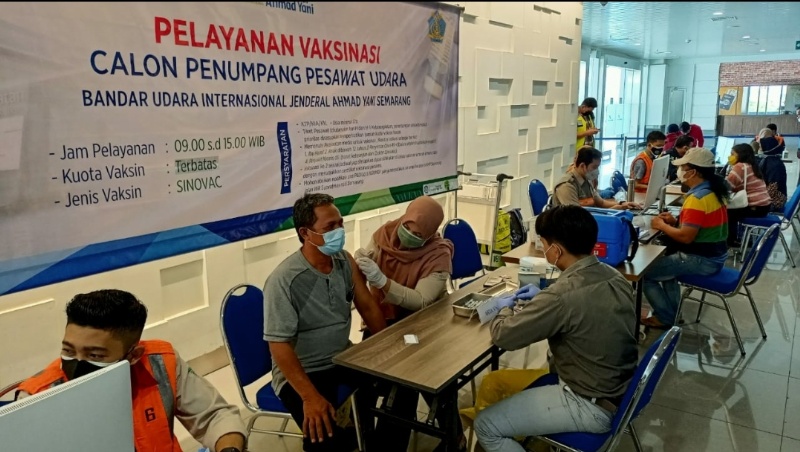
[552,146,638,210]
[474,205,638,452]
[264,193,386,452]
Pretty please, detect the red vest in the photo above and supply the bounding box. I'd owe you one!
[18,340,182,452]
[631,151,654,193]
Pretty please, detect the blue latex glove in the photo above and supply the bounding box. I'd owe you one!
[514,283,541,301]
[495,294,517,310]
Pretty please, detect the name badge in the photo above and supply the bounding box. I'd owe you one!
[477,298,504,325]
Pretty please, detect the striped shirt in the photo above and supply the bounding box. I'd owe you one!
[678,181,728,258]
[726,163,771,207]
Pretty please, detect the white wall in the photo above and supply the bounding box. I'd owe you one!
[453,1,583,222]
[664,52,800,133]
[0,2,583,387]
[645,65,666,127]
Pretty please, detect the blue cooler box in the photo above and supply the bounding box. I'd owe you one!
[584,207,638,267]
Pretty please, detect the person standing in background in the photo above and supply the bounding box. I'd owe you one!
[664,124,682,152]
[765,123,784,150]
[680,121,704,147]
[576,98,599,150]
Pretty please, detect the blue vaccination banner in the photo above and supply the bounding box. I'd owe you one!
[0,2,460,295]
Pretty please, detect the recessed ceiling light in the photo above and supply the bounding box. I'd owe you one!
[742,35,751,39]
[634,43,641,46]
[760,49,766,52]
[713,11,724,16]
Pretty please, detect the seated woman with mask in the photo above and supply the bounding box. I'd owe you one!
[355,195,454,325]
[725,143,772,247]
[355,195,460,451]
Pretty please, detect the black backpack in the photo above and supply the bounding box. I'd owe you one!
[507,208,527,249]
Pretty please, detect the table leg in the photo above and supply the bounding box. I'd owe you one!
[354,380,377,451]
[491,347,501,371]
[441,385,461,452]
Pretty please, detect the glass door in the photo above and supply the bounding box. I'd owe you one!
[599,65,642,186]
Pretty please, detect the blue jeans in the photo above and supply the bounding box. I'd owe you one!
[474,381,613,452]
[643,252,725,325]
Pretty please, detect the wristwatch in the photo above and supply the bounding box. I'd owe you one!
[219,448,242,452]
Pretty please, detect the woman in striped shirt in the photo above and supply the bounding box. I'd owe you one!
[726,143,771,247]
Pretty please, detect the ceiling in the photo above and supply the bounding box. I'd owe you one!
[582,2,800,61]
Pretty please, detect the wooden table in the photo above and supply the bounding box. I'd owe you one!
[501,243,666,336]
[334,266,517,451]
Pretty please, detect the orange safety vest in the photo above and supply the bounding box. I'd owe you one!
[630,151,654,193]
[18,340,182,452]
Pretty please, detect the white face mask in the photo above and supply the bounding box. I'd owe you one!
[586,168,600,181]
[677,168,687,183]
[544,243,561,270]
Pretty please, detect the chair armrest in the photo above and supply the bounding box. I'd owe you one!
[0,380,24,399]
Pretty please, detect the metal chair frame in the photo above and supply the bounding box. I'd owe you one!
[677,224,778,356]
[221,284,363,448]
[0,379,23,407]
[738,186,800,267]
[534,327,682,452]
[220,284,302,440]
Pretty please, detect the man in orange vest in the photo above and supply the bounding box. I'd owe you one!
[630,130,666,193]
[16,290,247,452]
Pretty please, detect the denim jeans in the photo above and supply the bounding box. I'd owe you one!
[643,251,725,325]
[473,381,613,452]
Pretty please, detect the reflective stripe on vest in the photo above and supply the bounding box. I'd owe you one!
[149,354,175,434]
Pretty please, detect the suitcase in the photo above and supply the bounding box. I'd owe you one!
[584,207,639,267]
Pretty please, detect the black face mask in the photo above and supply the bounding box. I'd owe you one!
[651,147,663,156]
[60,346,133,380]
[61,357,112,380]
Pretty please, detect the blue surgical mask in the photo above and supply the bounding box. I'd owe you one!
[308,227,345,255]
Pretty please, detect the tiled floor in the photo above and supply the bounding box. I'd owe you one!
[181,168,800,452]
